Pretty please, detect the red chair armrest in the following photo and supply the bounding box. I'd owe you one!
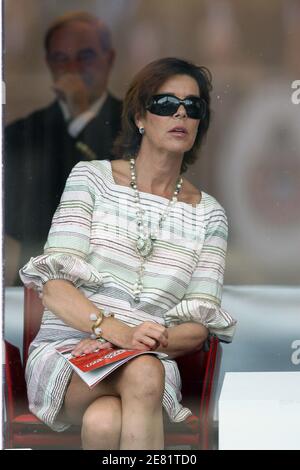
[5,340,28,419]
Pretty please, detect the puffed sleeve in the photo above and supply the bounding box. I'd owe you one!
[164,201,237,343]
[19,162,103,291]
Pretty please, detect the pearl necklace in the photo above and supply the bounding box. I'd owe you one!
[130,157,183,302]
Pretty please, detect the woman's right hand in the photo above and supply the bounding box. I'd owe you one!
[125,322,168,351]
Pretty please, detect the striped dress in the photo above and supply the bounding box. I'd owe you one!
[20,160,236,432]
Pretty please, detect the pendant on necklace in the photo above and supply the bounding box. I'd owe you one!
[130,157,183,302]
[136,235,156,258]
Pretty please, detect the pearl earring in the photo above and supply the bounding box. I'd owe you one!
[139,127,145,135]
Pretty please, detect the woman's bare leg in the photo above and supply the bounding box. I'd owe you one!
[115,355,165,450]
[59,371,122,449]
[59,354,165,450]
[60,371,119,425]
[81,396,122,449]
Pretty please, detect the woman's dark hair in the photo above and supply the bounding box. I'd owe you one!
[112,57,212,173]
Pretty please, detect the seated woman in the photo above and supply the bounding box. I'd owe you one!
[20,57,237,450]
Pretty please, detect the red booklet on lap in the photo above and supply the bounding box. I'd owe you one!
[57,345,167,389]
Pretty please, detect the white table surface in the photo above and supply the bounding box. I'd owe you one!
[219,371,300,450]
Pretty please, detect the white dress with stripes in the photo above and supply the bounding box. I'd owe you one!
[20,160,236,432]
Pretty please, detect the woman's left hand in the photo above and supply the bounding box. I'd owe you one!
[71,338,114,357]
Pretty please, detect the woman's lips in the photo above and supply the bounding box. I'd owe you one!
[168,126,188,137]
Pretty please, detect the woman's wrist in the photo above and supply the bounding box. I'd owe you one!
[100,316,133,349]
[89,307,114,340]
[89,310,104,339]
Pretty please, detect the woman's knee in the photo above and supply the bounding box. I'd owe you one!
[118,355,165,401]
[81,396,122,449]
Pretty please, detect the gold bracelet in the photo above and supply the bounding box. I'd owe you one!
[90,310,104,339]
[90,308,114,339]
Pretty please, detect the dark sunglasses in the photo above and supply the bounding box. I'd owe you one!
[146,93,206,120]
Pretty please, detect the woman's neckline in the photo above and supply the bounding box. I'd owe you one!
[103,160,204,209]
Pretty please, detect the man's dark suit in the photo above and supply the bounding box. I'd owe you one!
[5,93,122,283]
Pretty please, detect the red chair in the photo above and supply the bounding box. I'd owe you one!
[4,287,221,450]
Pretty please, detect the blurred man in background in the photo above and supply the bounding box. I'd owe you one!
[5,11,122,285]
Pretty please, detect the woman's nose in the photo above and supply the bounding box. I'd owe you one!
[173,104,187,118]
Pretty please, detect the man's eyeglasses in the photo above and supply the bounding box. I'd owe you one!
[146,94,206,120]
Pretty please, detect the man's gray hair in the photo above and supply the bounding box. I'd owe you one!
[44,11,113,53]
